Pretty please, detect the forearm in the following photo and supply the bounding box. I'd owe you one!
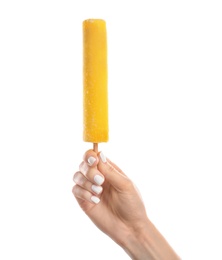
[123,218,180,260]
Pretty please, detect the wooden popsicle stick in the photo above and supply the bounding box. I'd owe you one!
[93,143,98,153]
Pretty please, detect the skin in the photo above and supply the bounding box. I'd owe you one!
[72,150,180,260]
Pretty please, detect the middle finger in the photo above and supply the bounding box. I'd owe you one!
[79,161,105,185]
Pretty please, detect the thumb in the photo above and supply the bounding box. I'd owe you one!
[97,152,131,191]
[83,149,99,167]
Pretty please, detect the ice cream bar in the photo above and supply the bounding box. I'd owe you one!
[83,19,108,144]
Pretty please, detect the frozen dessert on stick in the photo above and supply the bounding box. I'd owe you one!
[83,19,108,152]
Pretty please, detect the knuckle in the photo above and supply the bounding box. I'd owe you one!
[73,171,79,182]
[79,161,84,170]
[79,161,88,175]
[84,170,90,180]
[72,185,84,198]
[73,171,87,186]
[72,185,78,196]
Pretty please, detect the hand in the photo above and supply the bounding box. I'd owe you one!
[72,149,147,245]
[72,150,180,260]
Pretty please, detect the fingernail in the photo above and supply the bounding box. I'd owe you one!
[94,175,104,185]
[100,151,106,163]
[92,185,103,194]
[91,196,100,204]
[87,156,96,166]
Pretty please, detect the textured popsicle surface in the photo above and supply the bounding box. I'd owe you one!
[83,19,108,143]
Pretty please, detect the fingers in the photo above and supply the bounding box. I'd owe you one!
[72,150,105,205]
[73,171,103,204]
[80,150,105,186]
[82,150,131,191]
[73,171,103,195]
[73,150,132,205]
[72,185,100,204]
[98,152,132,192]
[79,162,105,185]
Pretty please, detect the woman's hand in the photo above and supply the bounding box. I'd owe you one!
[72,150,148,245]
[72,150,180,260]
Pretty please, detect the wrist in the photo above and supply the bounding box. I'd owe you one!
[122,219,155,260]
[122,218,180,260]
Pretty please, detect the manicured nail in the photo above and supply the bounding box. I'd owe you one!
[100,151,106,163]
[94,175,104,185]
[92,185,103,194]
[91,196,100,204]
[87,156,96,166]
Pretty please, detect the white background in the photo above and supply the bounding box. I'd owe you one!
[0,0,222,259]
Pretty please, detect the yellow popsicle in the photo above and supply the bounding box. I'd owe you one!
[83,19,108,144]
